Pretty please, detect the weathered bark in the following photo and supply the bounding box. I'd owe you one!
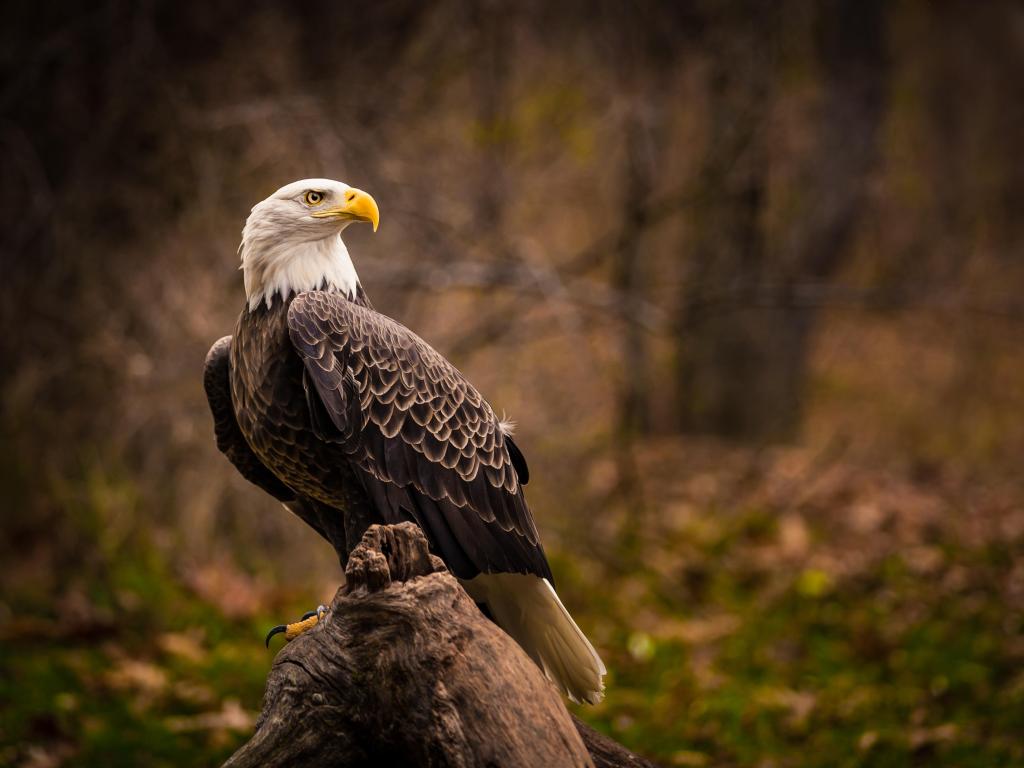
[223,523,656,768]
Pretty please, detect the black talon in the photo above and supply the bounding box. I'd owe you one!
[303,604,328,621]
[265,624,287,648]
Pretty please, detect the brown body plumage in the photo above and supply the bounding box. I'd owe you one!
[206,288,549,580]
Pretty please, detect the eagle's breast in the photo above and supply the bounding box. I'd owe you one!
[229,297,365,511]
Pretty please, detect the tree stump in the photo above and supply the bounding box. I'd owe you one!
[223,522,656,768]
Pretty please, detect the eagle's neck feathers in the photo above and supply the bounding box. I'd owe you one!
[241,232,360,311]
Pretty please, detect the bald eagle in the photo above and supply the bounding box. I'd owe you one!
[204,179,605,704]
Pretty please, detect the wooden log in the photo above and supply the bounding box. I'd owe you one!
[223,522,657,768]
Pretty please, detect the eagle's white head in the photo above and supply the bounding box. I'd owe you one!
[240,178,380,310]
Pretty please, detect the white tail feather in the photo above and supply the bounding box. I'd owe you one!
[462,573,606,704]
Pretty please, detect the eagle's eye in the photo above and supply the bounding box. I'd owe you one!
[304,190,324,206]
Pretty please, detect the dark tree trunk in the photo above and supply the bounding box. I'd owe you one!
[675,0,887,441]
[223,523,658,768]
[613,109,657,439]
[604,1,684,441]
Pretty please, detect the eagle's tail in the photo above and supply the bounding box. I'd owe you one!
[462,572,606,704]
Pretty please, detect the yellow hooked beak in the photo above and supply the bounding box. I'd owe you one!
[311,188,380,232]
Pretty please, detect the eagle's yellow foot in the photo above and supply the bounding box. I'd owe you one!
[265,605,326,647]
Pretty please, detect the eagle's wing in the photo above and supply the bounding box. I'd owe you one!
[286,291,551,581]
[204,336,295,502]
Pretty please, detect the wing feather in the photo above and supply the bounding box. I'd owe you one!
[286,291,550,581]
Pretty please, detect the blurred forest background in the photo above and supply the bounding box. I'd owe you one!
[2,1,1024,766]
